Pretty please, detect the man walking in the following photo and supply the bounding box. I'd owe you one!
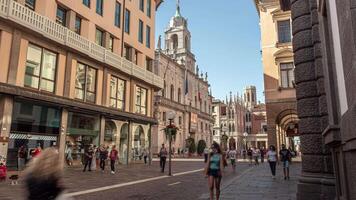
[279,144,292,180]
[159,144,168,173]
[99,145,108,172]
[260,147,265,163]
[228,147,237,171]
[203,147,209,163]
[83,144,94,172]
[109,145,118,174]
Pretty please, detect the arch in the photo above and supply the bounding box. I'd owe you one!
[171,34,178,50]
[232,123,235,132]
[184,35,190,50]
[133,125,145,159]
[229,124,232,132]
[170,84,174,100]
[177,88,181,103]
[119,123,129,164]
[104,120,117,146]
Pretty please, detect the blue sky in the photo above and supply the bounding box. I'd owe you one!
[155,0,263,102]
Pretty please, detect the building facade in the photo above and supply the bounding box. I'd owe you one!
[152,2,213,154]
[254,0,299,151]
[282,0,356,199]
[0,0,164,168]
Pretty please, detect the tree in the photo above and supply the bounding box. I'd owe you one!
[197,140,207,155]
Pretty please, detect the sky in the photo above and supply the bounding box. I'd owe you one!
[155,0,264,102]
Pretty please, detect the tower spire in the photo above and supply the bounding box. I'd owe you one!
[175,0,182,17]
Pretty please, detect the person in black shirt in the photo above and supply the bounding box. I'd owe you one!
[279,144,292,180]
[83,144,94,172]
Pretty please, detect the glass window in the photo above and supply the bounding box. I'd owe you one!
[124,45,131,61]
[278,20,291,43]
[25,0,36,10]
[56,6,66,27]
[135,86,147,115]
[75,63,97,103]
[83,0,90,7]
[25,44,57,93]
[75,16,81,35]
[115,2,121,27]
[280,62,295,88]
[96,0,103,15]
[146,25,151,48]
[109,36,114,52]
[125,9,130,34]
[139,0,144,11]
[110,76,125,110]
[147,0,151,18]
[95,28,104,46]
[138,20,143,43]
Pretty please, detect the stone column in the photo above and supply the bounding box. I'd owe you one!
[99,116,105,145]
[58,108,68,168]
[291,0,335,199]
[7,29,22,85]
[0,96,13,164]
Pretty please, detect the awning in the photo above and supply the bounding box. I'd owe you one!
[10,132,57,141]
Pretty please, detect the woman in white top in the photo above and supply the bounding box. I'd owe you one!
[266,145,278,178]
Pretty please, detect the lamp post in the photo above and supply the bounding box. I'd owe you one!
[243,132,248,150]
[167,111,176,176]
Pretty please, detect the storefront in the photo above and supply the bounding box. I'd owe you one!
[66,112,99,166]
[7,99,61,169]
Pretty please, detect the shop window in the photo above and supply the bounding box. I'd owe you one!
[110,76,125,110]
[135,86,147,115]
[75,63,97,103]
[25,44,57,93]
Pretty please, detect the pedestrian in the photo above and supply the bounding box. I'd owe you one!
[279,144,292,180]
[0,162,7,182]
[18,145,27,170]
[247,148,253,165]
[205,142,224,200]
[24,147,73,200]
[260,147,265,163]
[242,149,247,160]
[99,145,108,172]
[252,148,259,165]
[228,147,237,171]
[203,147,209,163]
[32,144,42,158]
[266,145,278,179]
[109,145,119,174]
[143,148,148,165]
[83,144,94,172]
[159,144,167,173]
[65,145,73,166]
[91,145,97,171]
[95,145,100,167]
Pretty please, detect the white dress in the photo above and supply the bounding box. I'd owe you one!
[91,150,96,170]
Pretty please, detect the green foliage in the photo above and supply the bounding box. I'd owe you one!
[197,140,207,155]
[185,137,196,153]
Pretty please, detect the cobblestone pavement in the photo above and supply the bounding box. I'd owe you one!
[218,162,301,200]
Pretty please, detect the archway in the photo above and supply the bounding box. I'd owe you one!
[119,123,128,164]
[171,34,178,50]
[133,125,145,160]
[104,120,117,147]
[275,109,299,151]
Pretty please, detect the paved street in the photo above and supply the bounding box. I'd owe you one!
[0,160,300,200]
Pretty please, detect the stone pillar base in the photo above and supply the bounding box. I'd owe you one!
[297,173,336,200]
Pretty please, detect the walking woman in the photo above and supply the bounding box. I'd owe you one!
[266,145,278,179]
[205,142,224,200]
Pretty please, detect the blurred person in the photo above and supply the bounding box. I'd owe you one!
[99,145,108,172]
[142,148,148,165]
[65,145,73,166]
[0,162,7,182]
[159,144,167,173]
[95,145,100,167]
[227,147,237,171]
[260,147,265,163]
[109,145,118,174]
[83,144,94,172]
[24,147,72,200]
[91,145,97,171]
[204,147,209,163]
[205,142,224,200]
[247,148,253,165]
[242,149,247,160]
[253,148,260,165]
[32,144,42,158]
[279,144,292,180]
[266,145,278,179]
[18,145,27,170]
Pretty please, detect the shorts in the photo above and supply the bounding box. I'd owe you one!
[208,169,221,178]
[283,161,289,168]
[230,159,236,165]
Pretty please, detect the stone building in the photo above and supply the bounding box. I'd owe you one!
[152,1,213,154]
[279,0,356,199]
[0,0,164,168]
[254,0,300,151]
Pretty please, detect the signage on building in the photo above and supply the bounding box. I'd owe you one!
[189,112,198,133]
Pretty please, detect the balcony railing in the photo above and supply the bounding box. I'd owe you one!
[0,0,163,89]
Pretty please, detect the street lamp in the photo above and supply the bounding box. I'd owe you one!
[243,132,248,150]
[167,111,176,176]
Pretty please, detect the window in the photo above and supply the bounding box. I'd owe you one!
[83,0,90,7]
[177,88,181,103]
[125,9,131,34]
[170,84,174,100]
[56,6,66,27]
[25,0,35,10]
[110,76,125,110]
[162,112,166,122]
[25,44,57,93]
[134,50,138,65]
[95,28,104,46]
[75,63,97,103]
[109,36,114,52]
[277,20,291,43]
[201,122,204,132]
[146,57,153,72]
[280,62,295,88]
[124,45,132,61]
[135,86,147,115]
[115,2,121,27]
[75,16,81,34]
[146,25,151,48]
[147,0,151,17]
[179,116,182,125]
[96,0,103,15]
[139,0,144,11]
[138,20,144,43]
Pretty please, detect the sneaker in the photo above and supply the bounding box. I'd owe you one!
[111,171,115,174]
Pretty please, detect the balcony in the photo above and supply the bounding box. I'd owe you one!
[0,0,163,89]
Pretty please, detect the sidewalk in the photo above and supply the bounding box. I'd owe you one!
[220,162,301,200]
